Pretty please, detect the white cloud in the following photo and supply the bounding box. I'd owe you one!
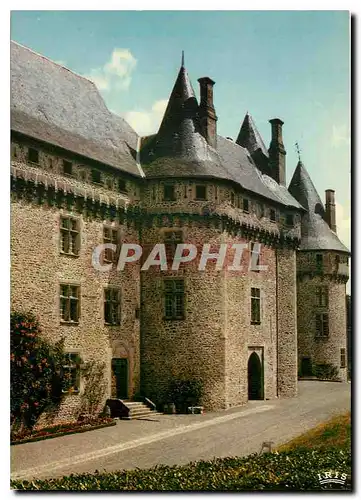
[124,99,168,136]
[84,48,137,91]
[331,124,350,148]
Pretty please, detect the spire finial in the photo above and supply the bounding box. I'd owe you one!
[295,142,302,162]
[181,50,184,67]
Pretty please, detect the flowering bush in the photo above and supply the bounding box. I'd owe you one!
[11,312,66,430]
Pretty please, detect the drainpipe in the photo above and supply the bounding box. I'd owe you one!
[275,249,279,398]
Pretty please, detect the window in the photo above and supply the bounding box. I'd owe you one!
[316,254,323,271]
[243,198,249,213]
[103,226,119,263]
[251,287,261,324]
[104,288,121,325]
[12,144,17,158]
[28,147,39,164]
[118,179,127,193]
[48,158,53,169]
[60,216,80,255]
[315,313,329,338]
[316,286,328,307]
[62,353,80,393]
[270,209,276,222]
[335,255,340,271]
[164,230,183,262]
[195,185,207,200]
[63,160,73,175]
[250,243,260,272]
[258,204,265,218]
[230,192,235,205]
[60,285,80,323]
[340,348,346,368]
[286,214,294,226]
[164,279,185,320]
[91,169,101,184]
[163,184,175,201]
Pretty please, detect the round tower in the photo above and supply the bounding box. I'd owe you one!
[289,162,350,381]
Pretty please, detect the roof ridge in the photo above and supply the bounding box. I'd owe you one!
[11,40,96,86]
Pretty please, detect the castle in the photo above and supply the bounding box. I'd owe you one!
[10,41,350,420]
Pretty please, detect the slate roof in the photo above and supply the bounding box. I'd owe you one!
[288,161,349,253]
[236,112,269,157]
[11,41,140,177]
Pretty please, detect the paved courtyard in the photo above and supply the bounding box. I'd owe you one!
[11,381,351,481]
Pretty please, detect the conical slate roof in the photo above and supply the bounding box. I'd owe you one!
[236,113,269,157]
[289,161,349,253]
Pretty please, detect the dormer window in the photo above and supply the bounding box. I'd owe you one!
[163,184,175,201]
[243,198,249,213]
[195,185,207,200]
[28,147,39,164]
[230,192,235,205]
[270,209,276,222]
[63,160,73,176]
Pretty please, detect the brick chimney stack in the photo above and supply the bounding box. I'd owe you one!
[198,77,218,149]
[325,189,337,233]
[268,118,286,186]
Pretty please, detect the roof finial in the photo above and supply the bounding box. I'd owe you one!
[295,142,302,162]
[181,50,185,67]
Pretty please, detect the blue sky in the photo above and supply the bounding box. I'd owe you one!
[11,10,350,255]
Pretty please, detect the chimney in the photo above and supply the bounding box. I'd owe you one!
[268,118,286,186]
[325,189,337,233]
[198,77,218,149]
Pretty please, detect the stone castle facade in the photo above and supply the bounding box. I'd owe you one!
[10,41,350,421]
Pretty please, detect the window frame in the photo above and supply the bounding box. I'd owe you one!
[60,215,80,256]
[28,147,39,164]
[195,185,207,201]
[63,159,73,176]
[91,169,102,185]
[270,208,276,222]
[315,312,329,338]
[316,253,324,271]
[316,286,328,307]
[340,348,346,368]
[163,184,176,201]
[243,198,250,213]
[104,287,121,325]
[62,352,81,394]
[164,279,185,320]
[118,179,127,193]
[286,214,294,227]
[60,284,80,323]
[103,226,119,263]
[251,287,261,325]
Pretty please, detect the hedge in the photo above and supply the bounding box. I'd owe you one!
[11,446,351,491]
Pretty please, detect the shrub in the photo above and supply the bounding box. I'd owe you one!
[11,311,68,430]
[314,363,339,381]
[167,379,203,413]
[11,446,351,491]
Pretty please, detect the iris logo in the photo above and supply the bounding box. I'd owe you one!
[317,471,349,489]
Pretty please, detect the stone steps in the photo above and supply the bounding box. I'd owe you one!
[121,400,160,420]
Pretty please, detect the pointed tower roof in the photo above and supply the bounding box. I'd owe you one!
[236,113,269,157]
[289,161,349,253]
[140,59,225,178]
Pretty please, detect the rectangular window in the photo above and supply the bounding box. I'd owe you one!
[103,226,119,263]
[163,184,176,201]
[286,214,294,226]
[251,287,261,324]
[62,353,80,393]
[250,243,260,272]
[118,179,127,193]
[104,288,121,325]
[164,279,185,320]
[243,198,249,213]
[195,185,207,200]
[316,254,323,271]
[60,284,80,323]
[316,286,328,307]
[63,160,73,175]
[92,169,101,184]
[340,348,346,368]
[164,230,183,263]
[315,313,329,337]
[270,209,276,222]
[60,216,80,255]
[28,147,39,164]
[230,192,235,205]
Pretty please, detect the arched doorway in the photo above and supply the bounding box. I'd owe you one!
[248,352,263,400]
